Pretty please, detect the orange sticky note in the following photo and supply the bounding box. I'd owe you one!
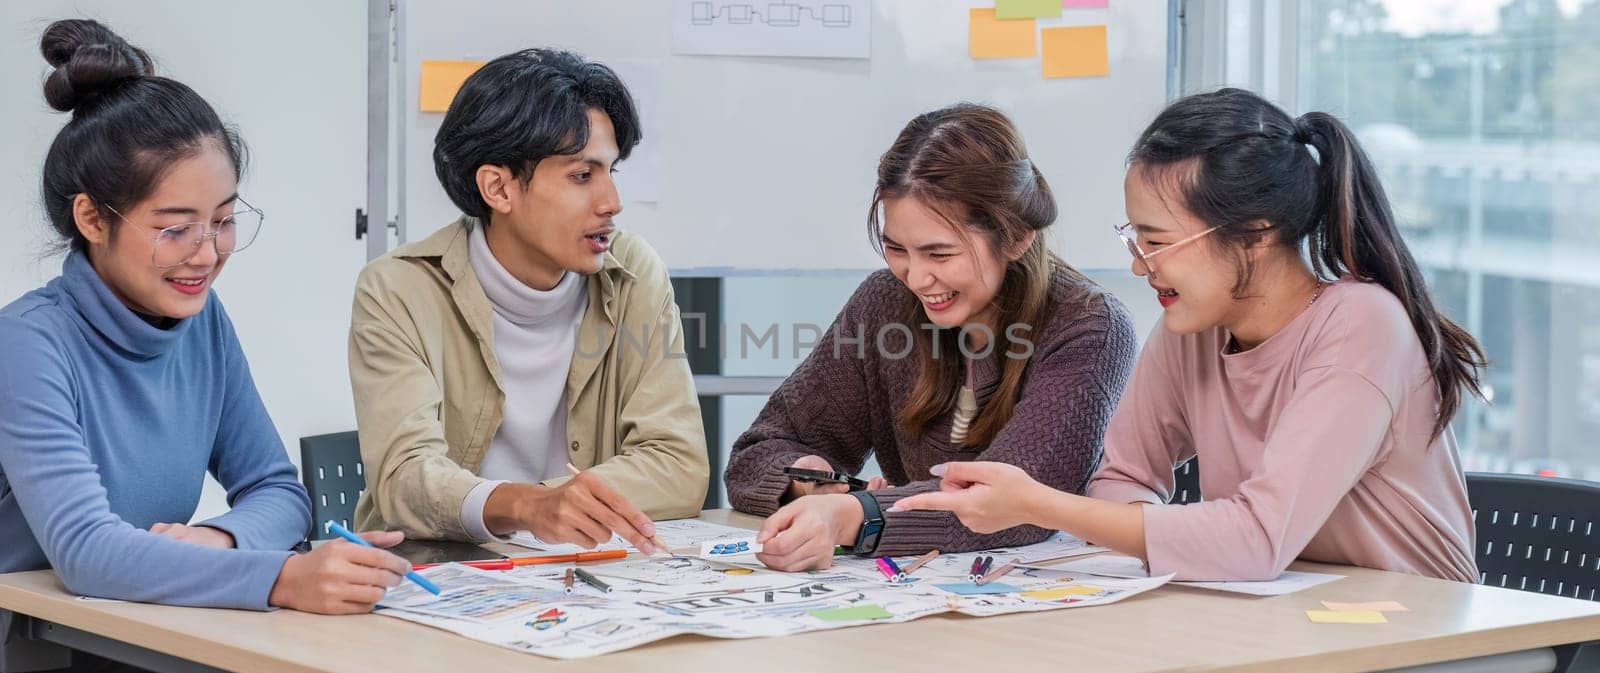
[1041,25,1109,78]
[419,60,486,112]
[969,8,1037,59]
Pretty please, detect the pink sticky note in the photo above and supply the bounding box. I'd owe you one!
[1063,0,1109,8]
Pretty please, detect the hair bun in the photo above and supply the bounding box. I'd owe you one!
[40,19,153,112]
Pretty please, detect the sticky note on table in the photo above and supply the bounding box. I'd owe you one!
[1306,610,1388,624]
[1041,25,1109,78]
[1321,600,1409,613]
[996,0,1062,19]
[808,604,893,622]
[969,9,1037,59]
[1062,0,1110,8]
[936,582,1021,595]
[419,60,485,112]
[1022,585,1105,600]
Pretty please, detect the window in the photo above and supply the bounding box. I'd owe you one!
[1298,0,1600,478]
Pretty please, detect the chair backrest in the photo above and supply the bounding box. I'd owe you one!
[299,431,366,541]
[1467,472,1600,601]
[1170,458,1202,505]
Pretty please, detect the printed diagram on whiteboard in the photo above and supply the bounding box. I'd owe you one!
[671,0,871,59]
[690,2,853,28]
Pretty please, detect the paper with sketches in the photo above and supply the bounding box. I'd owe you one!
[1057,554,1345,596]
[508,519,756,555]
[378,537,1168,658]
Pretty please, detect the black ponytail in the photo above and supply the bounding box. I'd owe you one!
[38,19,246,252]
[1129,88,1485,439]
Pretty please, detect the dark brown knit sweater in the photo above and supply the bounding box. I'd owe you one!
[724,269,1138,555]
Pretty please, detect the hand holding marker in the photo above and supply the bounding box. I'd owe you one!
[326,521,441,595]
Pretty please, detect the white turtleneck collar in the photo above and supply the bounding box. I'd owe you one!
[467,222,586,326]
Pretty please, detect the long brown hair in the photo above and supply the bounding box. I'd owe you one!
[867,103,1087,447]
[1128,88,1486,439]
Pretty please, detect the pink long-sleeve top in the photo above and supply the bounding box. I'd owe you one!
[1087,279,1479,583]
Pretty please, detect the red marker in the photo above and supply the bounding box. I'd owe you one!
[412,559,514,571]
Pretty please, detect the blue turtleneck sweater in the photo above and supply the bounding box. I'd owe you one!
[0,251,310,610]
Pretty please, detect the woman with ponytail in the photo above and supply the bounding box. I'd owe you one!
[0,20,411,618]
[724,103,1137,571]
[896,89,1484,583]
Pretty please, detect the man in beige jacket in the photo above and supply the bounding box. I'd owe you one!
[348,48,707,549]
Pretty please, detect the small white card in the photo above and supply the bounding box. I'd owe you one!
[698,537,763,560]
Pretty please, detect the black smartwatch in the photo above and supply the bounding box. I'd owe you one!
[847,490,885,556]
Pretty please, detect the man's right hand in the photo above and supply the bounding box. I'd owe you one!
[483,474,658,554]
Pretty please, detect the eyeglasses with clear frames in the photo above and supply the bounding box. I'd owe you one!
[1115,221,1219,278]
[103,198,265,269]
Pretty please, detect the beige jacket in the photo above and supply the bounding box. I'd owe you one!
[349,218,708,540]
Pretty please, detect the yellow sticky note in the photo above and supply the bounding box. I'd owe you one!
[419,60,486,112]
[1306,610,1388,624]
[1022,585,1105,600]
[1041,25,1109,78]
[969,8,1037,59]
[1322,600,1409,613]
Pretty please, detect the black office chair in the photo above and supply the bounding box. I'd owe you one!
[1467,472,1600,601]
[299,431,366,541]
[1169,457,1202,505]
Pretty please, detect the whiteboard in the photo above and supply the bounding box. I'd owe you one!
[398,0,1170,273]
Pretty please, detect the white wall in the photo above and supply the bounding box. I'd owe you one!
[1,1,370,520]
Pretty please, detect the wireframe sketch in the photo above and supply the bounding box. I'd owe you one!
[672,0,871,59]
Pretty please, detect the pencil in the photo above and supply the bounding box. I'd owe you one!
[325,522,440,596]
[900,550,939,576]
[976,558,1019,585]
[565,463,672,554]
[572,567,612,593]
[563,568,575,594]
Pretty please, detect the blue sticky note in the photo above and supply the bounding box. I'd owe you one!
[935,582,1021,595]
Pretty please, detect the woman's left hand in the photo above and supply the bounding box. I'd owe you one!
[150,522,236,549]
[890,462,1049,534]
[755,493,863,572]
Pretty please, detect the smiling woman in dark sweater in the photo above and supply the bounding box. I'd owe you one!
[723,104,1137,571]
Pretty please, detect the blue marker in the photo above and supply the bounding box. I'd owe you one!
[325,521,441,595]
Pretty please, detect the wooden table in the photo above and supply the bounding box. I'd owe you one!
[2,510,1598,673]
